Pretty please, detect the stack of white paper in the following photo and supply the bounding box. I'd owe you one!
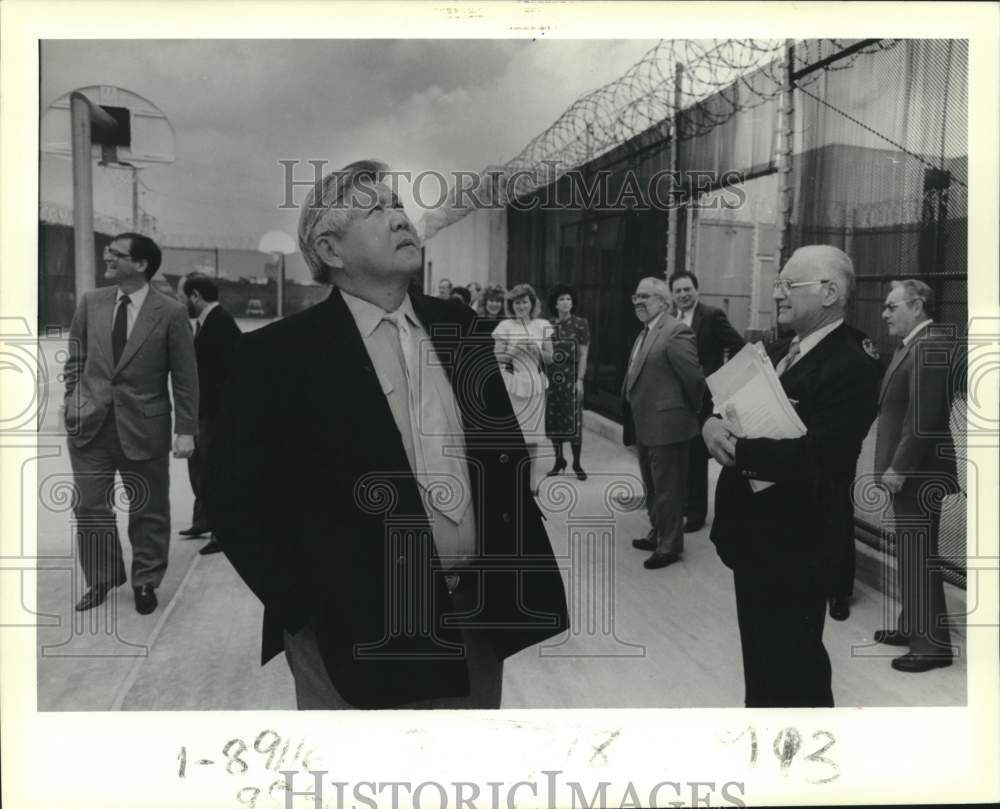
[705,342,807,492]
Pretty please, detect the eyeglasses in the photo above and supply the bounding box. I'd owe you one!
[104,247,131,261]
[882,301,912,313]
[772,278,830,295]
[631,293,663,304]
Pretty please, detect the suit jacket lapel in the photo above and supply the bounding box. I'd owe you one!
[196,306,218,344]
[879,340,913,403]
[410,293,458,387]
[627,313,667,394]
[95,287,117,367]
[780,324,845,389]
[690,303,703,336]
[116,289,164,372]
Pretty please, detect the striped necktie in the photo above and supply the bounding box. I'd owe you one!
[776,337,801,376]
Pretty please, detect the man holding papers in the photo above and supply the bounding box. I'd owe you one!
[702,245,881,708]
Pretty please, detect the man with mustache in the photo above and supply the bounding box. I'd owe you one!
[621,276,706,570]
[207,160,568,709]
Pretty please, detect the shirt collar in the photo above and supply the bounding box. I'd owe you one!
[902,318,933,346]
[796,317,844,359]
[117,283,149,310]
[197,300,219,326]
[340,288,421,338]
[644,311,665,331]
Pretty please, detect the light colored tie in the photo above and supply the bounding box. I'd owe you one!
[776,337,801,376]
[383,312,469,524]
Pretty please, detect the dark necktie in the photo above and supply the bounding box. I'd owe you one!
[195,320,202,338]
[112,294,130,365]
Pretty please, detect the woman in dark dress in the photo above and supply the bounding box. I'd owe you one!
[544,284,591,480]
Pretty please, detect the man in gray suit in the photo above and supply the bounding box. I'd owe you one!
[63,233,198,615]
[874,279,959,672]
[621,277,706,569]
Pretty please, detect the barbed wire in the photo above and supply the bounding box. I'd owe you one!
[421,38,901,239]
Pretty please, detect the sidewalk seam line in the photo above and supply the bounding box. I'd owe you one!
[108,547,204,711]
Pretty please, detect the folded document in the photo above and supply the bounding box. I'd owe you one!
[706,342,807,492]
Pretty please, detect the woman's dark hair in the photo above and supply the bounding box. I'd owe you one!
[547,284,577,315]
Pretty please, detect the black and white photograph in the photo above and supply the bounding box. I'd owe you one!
[2,2,998,808]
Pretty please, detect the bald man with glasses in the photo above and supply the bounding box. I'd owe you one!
[703,245,881,707]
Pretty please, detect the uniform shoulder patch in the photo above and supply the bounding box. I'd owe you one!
[862,338,880,360]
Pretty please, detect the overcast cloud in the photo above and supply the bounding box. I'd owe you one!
[40,39,658,255]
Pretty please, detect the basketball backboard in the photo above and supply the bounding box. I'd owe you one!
[41,85,175,166]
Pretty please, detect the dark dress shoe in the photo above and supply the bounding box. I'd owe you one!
[683,518,705,533]
[74,577,124,612]
[179,526,209,537]
[631,537,657,552]
[828,595,850,621]
[874,629,910,646]
[133,585,158,615]
[572,464,587,481]
[891,651,953,673]
[199,539,224,555]
[644,551,680,570]
[546,458,567,477]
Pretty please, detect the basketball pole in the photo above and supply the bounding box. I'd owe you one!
[70,91,118,299]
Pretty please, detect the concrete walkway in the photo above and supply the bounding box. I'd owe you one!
[35,409,966,711]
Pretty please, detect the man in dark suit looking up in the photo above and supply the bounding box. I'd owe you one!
[621,277,706,570]
[668,270,745,532]
[206,160,568,709]
[702,245,881,707]
[874,279,959,672]
[63,233,198,616]
[179,273,242,555]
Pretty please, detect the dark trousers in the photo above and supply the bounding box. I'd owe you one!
[733,564,833,708]
[187,416,214,530]
[685,435,709,523]
[892,493,953,654]
[68,410,171,589]
[636,441,688,556]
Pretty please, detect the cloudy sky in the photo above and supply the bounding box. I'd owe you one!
[40,39,658,266]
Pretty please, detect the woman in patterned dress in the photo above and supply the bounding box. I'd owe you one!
[544,284,591,480]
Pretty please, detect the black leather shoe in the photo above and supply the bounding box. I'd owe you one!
[546,459,567,477]
[891,651,953,673]
[572,464,588,481]
[644,551,680,570]
[631,537,657,552]
[74,576,125,612]
[133,585,158,615]
[199,539,223,555]
[683,518,705,533]
[828,596,850,621]
[179,526,209,537]
[874,629,910,646]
